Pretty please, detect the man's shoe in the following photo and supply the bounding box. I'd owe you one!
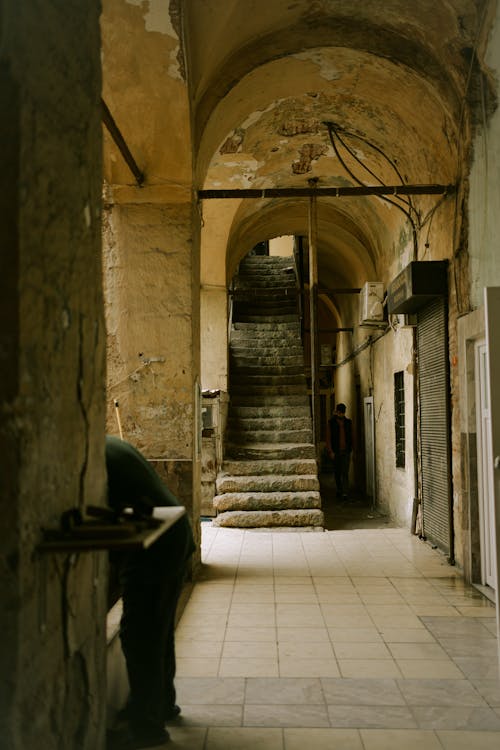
[164,705,181,721]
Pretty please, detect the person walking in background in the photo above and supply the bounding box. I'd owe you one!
[106,436,195,749]
[326,403,353,500]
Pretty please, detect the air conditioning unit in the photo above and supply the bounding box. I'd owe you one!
[359,282,384,325]
[396,313,417,328]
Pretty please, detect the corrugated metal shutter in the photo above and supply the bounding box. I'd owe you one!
[417,296,452,555]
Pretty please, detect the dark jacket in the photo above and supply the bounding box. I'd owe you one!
[328,416,353,453]
[105,436,195,576]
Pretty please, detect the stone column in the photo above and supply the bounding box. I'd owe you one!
[103,196,202,565]
[0,2,107,748]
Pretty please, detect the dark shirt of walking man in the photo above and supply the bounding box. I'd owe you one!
[105,435,195,750]
[326,403,354,499]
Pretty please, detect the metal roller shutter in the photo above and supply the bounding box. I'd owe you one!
[417,296,452,556]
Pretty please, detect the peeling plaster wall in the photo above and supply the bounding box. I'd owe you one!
[103,199,201,560]
[0,2,107,748]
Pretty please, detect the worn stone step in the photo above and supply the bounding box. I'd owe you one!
[234,280,297,292]
[230,394,310,407]
[216,474,320,494]
[237,259,295,269]
[232,291,298,303]
[236,314,298,324]
[213,490,321,513]
[212,508,324,528]
[230,361,305,373]
[225,428,313,444]
[232,321,299,332]
[230,346,304,357]
[225,442,316,460]
[234,299,297,310]
[230,374,306,387]
[228,405,311,419]
[227,416,311,431]
[221,458,318,475]
[231,383,307,396]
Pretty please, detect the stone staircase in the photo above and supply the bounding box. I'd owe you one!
[213,255,324,529]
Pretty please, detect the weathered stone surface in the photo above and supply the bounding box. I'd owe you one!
[216,254,323,528]
[226,428,313,444]
[221,458,318,476]
[227,416,312,431]
[213,490,321,511]
[216,474,320,493]
[213,509,324,527]
[225,443,316,460]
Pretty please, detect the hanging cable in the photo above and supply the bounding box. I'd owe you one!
[324,122,419,256]
[333,126,419,226]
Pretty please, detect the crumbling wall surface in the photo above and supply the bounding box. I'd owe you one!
[0,2,107,749]
[104,202,195,457]
[103,200,202,563]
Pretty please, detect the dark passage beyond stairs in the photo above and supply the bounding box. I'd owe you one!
[213,255,324,529]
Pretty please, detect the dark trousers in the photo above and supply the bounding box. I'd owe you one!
[119,555,185,736]
[334,451,351,496]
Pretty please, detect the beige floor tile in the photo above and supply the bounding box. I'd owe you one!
[370,614,424,629]
[219,657,279,677]
[409,605,459,616]
[360,728,443,750]
[233,581,274,590]
[315,590,361,604]
[176,640,223,658]
[225,626,276,642]
[279,658,340,677]
[274,576,313,585]
[380,628,436,643]
[284,728,363,750]
[276,603,324,628]
[275,589,318,603]
[312,577,354,587]
[334,642,391,660]
[278,641,335,659]
[328,627,382,643]
[244,703,329,727]
[227,611,276,628]
[365,604,414,617]
[232,590,275,603]
[230,603,276,616]
[178,611,228,628]
[175,676,245,704]
[358,593,405,604]
[457,606,496,617]
[177,704,243,726]
[436,730,500,749]
[175,624,227,641]
[176,658,220,677]
[278,627,330,642]
[388,642,449,659]
[322,613,374,628]
[206,727,283,750]
[396,659,464,679]
[166,726,208,749]
[338,659,402,678]
[222,641,278,659]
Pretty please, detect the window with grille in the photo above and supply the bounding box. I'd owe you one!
[394,371,405,468]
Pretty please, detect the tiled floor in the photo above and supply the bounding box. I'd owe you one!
[167,524,499,749]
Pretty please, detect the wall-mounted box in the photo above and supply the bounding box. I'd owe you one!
[387,261,448,315]
[359,281,384,325]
